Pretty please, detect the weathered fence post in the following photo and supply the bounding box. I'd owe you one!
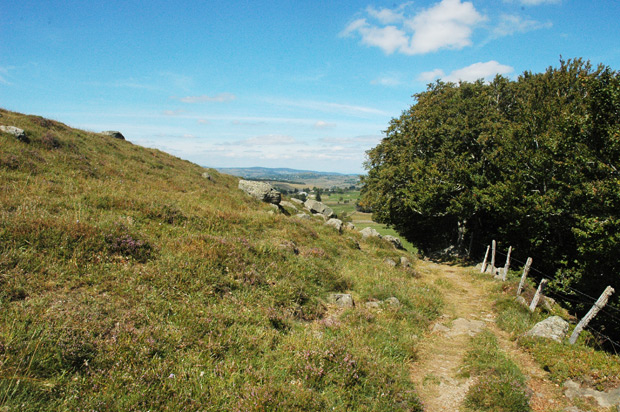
[568,286,615,344]
[516,257,532,296]
[529,278,548,312]
[501,246,512,281]
[481,245,490,273]
[490,240,496,275]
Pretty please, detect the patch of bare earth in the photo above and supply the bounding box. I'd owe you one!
[411,260,593,412]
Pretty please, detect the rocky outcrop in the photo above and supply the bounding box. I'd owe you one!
[290,198,304,205]
[325,218,343,233]
[383,235,404,250]
[238,180,281,204]
[359,227,381,238]
[525,316,569,342]
[304,199,334,218]
[0,125,28,142]
[563,380,620,408]
[328,293,355,308]
[102,130,125,140]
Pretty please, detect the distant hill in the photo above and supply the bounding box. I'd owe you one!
[215,166,361,189]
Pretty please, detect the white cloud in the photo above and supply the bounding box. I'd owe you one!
[492,14,552,37]
[175,93,236,103]
[266,97,389,117]
[313,121,336,129]
[342,0,486,55]
[418,61,514,83]
[237,135,298,146]
[371,74,402,86]
[162,109,185,116]
[514,0,561,5]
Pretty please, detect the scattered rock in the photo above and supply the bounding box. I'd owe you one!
[431,323,451,334]
[384,258,397,267]
[328,293,355,308]
[101,130,125,140]
[400,256,412,268]
[525,316,569,342]
[344,222,356,230]
[364,301,381,309]
[383,235,404,250]
[238,180,281,204]
[304,199,335,218]
[359,227,382,238]
[385,297,401,307]
[202,172,212,180]
[279,200,298,210]
[290,198,304,205]
[295,213,312,220]
[447,318,485,337]
[563,380,620,408]
[0,125,28,142]
[325,218,343,232]
[542,296,556,311]
[516,295,529,308]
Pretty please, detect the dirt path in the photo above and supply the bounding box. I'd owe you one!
[411,260,580,412]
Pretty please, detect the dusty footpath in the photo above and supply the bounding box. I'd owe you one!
[410,260,609,412]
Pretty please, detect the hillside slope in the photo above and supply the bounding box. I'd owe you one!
[0,109,440,411]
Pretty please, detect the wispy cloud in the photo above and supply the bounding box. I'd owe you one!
[236,135,299,146]
[342,0,486,55]
[174,93,236,103]
[314,121,336,129]
[266,98,389,117]
[0,66,13,85]
[492,14,552,38]
[505,0,561,5]
[371,74,402,87]
[162,109,186,116]
[418,61,514,83]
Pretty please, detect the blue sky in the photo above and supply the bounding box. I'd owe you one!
[2,0,620,173]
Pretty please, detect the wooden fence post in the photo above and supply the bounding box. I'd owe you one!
[568,286,615,344]
[516,257,532,296]
[481,245,490,273]
[490,240,496,275]
[501,246,512,281]
[529,278,548,312]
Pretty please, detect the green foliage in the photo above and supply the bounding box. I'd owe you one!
[462,331,531,412]
[362,58,620,340]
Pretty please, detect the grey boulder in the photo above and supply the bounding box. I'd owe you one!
[0,125,28,142]
[238,180,281,204]
[325,218,343,233]
[360,227,382,238]
[101,130,125,140]
[383,235,404,250]
[525,316,569,342]
[304,199,334,218]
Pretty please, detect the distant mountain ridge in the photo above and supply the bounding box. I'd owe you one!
[215,166,359,178]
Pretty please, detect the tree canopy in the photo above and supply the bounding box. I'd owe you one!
[361,59,620,341]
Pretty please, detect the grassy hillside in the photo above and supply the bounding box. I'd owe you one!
[0,109,441,411]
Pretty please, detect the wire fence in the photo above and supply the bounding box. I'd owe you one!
[484,245,620,350]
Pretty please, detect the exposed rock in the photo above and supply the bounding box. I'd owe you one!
[516,295,529,308]
[400,256,412,268]
[101,130,125,140]
[295,213,312,220]
[563,380,620,408]
[304,199,334,218]
[542,296,556,311]
[525,316,569,342]
[383,235,404,250]
[365,301,381,309]
[328,293,355,308]
[0,125,28,142]
[279,200,298,210]
[344,222,356,230]
[431,323,450,334]
[385,297,401,307]
[290,198,304,205]
[325,218,343,233]
[238,180,281,204]
[384,258,397,267]
[202,172,212,180]
[359,227,382,239]
[446,318,485,337]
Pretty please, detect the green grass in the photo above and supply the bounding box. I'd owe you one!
[462,331,531,412]
[0,109,441,411]
[491,277,620,392]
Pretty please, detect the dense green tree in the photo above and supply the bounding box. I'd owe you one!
[362,59,620,342]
